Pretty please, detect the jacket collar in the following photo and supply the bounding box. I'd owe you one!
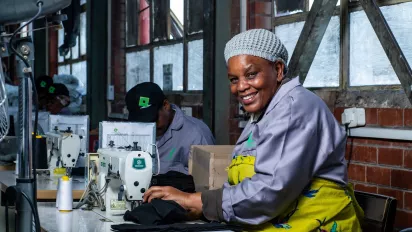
[157,104,184,147]
[265,77,301,116]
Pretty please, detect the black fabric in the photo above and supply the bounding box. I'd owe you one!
[150,171,196,193]
[125,82,166,122]
[50,83,70,97]
[59,0,81,57]
[111,222,243,232]
[201,188,224,222]
[124,199,188,225]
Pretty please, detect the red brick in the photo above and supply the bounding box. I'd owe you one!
[405,109,412,127]
[392,169,412,190]
[366,166,391,186]
[354,183,377,193]
[334,107,345,123]
[378,187,404,209]
[378,108,403,127]
[364,138,392,146]
[378,148,403,166]
[395,210,412,229]
[391,140,412,148]
[404,150,412,169]
[365,108,378,125]
[405,192,412,210]
[348,164,366,182]
[350,145,377,163]
[350,137,368,144]
[249,15,272,30]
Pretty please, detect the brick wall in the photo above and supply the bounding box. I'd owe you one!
[110,0,127,115]
[334,107,412,229]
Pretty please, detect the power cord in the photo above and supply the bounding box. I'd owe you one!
[6,1,44,231]
[344,123,354,169]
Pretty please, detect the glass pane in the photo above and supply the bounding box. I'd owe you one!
[126,50,150,92]
[350,2,412,86]
[275,16,340,87]
[170,0,184,39]
[274,0,304,17]
[153,43,183,91]
[71,61,87,93]
[80,0,86,5]
[188,39,203,90]
[187,0,203,34]
[72,36,79,59]
[58,28,65,62]
[139,0,150,45]
[80,12,87,56]
[58,64,70,75]
[308,0,340,10]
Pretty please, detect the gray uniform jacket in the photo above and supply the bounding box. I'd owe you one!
[157,104,215,174]
[202,77,348,225]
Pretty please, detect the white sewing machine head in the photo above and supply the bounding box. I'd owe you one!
[97,142,154,216]
[45,127,82,175]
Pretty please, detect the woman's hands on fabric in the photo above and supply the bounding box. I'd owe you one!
[143,186,203,220]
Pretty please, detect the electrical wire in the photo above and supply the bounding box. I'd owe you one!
[7,1,44,231]
[21,191,41,232]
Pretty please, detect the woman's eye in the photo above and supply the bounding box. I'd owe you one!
[230,78,238,84]
[246,72,258,78]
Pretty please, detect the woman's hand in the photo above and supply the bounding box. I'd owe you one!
[143,186,203,220]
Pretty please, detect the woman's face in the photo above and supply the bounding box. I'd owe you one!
[227,55,284,113]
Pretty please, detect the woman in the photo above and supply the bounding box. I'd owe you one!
[143,29,364,231]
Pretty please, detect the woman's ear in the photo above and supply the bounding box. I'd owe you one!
[163,99,171,111]
[275,61,285,82]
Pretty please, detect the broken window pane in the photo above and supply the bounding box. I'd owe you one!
[71,61,87,93]
[350,2,412,86]
[274,0,305,17]
[187,0,203,34]
[80,12,86,56]
[126,50,150,92]
[170,0,184,39]
[275,15,340,87]
[188,39,203,90]
[58,64,70,75]
[153,43,183,91]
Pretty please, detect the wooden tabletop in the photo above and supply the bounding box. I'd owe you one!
[0,170,85,200]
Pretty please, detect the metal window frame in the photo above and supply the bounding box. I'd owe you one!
[272,0,412,97]
[125,0,204,93]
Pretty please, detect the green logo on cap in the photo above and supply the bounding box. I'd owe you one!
[48,86,55,94]
[40,81,47,88]
[139,96,150,109]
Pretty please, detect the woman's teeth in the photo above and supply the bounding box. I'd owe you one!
[242,93,256,100]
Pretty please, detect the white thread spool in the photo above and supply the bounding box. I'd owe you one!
[56,177,61,208]
[56,211,73,232]
[57,176,73,211]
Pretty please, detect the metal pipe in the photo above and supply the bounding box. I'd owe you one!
[349,127,412,141]
[17,65,33,179]
[240,0,247,32]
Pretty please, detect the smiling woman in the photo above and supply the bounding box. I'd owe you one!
[142,29,364,231]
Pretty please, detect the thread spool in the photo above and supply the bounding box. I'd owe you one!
[56,211,73,232]
[57,176,73,211]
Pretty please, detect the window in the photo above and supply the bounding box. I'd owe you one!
[349,1,412,86]
[274,0,340,17]
[125,0,204,92]
[57,1,87,92]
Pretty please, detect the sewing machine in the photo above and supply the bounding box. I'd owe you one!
[45,127,82,175]
[97,142,153,216]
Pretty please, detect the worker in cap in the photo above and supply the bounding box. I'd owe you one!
[126,82,215,175]
[35,75,54,110]
[46,83,71,115]
[142,29,364,231]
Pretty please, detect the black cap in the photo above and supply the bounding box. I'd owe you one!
[35,75,53,92]
[125,82,166,122]
[49,83,70,97]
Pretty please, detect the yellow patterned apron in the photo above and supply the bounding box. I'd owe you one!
[227,156,364,232]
